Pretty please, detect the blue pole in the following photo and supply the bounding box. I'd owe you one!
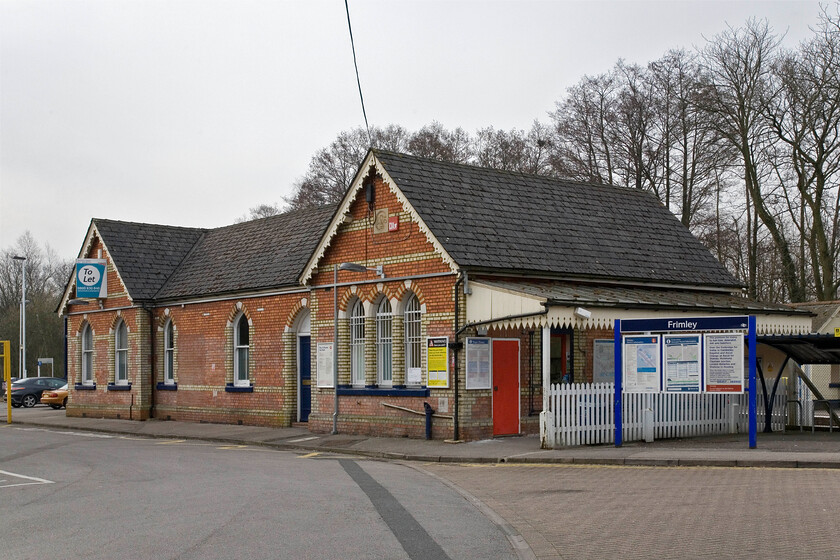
[614,319,623,447]
[748,315,757,449]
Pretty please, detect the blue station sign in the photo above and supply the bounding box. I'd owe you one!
[620,316,749,333]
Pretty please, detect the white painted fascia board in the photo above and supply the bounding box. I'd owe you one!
[299,150,459,284]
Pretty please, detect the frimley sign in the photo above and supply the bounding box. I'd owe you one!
[620,316,749,333]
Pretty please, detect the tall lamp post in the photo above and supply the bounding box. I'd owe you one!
[333,261,384,435]
[12,256,26,378]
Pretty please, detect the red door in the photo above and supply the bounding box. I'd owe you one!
[492,339,520,436]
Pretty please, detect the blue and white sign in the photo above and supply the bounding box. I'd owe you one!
[623,335,661,393]
[621,316,749,333]
[75,259,107,298]
[663,335,701,392]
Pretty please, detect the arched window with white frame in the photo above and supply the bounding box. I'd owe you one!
[234,314,250,387]
[350,300,365,386]
[164,319,175,385]
[115,319,128,385]
[376,298,392,386]
[404,294,422,385]
[81,324,94,385]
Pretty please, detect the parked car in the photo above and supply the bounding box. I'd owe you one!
[6,377,67,408]
[2,377,20,392]
[40,384,69,409]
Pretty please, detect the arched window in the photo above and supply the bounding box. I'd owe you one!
[350,300,365,386]
[81,324,94,385]
[164,320,175,385]
[404,295,422,385]
[115,320,128,385]
[234,314,250,387]
[376,298,392,386]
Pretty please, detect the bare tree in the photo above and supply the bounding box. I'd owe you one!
[764,6,840,299]
[234,203,284,223]
[473,121,555,175]
[1,232,72,378]
[407,121,474,163]
[697,20,802,300]
[550,72,619,184]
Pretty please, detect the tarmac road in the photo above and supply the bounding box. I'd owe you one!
[0,425,518,560]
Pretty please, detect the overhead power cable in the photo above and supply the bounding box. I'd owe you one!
[344,0,372,145]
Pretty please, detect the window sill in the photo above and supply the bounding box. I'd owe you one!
[337,387,430,397]
[75,383,96,391]
[225,384,254,393]
[107,383,132,391]
[156,382,178,391]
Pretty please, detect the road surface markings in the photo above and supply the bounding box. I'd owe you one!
[0,469,54,489]
[298,452,321,459]
[287,436,320,443]
[340,459,451,560]
[13,427,113,438]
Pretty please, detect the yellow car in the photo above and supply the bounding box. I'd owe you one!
[40,384,68,409]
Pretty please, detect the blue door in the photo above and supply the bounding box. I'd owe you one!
[299,336,311,422]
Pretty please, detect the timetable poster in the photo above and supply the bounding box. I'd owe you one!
[663,335,701,392]
[623,335,660,393]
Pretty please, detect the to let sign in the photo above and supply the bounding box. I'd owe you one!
[75,259,107,298]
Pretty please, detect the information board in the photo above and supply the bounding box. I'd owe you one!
[623,335,660,393]
[704,333,744,393]
[465,337,491,389]
[593,339,615,383]
[316,342,334,387]
[663,335,701,392]
[426,337,449,388]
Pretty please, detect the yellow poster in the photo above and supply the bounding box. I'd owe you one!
[426,337,449,388]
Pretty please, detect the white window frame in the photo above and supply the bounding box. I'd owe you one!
[115,320,128,385]
[350,300,365,387]
[81,324,93,385]
[376,298,393,386]
[234,314,250,387]
[404,295,422,385]
[164,320,175,385]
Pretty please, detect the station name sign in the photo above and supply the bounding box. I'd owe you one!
[621,316,749,333]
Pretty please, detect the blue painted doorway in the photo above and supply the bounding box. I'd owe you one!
[299,336,311,422]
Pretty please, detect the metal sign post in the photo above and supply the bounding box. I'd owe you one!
[2,341,11,424]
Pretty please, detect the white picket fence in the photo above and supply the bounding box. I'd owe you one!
[547,382,788,447]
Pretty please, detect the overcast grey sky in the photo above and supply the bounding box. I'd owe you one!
[0,0,825,259]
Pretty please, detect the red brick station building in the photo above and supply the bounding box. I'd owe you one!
[58,150,809,441]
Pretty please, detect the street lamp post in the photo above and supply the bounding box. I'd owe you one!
[12,256,26,378]
[333,261,384,435]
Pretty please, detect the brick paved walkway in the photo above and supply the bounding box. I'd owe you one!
[423,463,840,559]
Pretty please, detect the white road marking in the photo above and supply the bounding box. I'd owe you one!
[0,469,54,489]
[13,427,113,438]
[287,436,320,443]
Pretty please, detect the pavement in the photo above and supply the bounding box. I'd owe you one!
[7,406,840,469]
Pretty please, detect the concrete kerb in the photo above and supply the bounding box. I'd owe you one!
[9,416,840,469]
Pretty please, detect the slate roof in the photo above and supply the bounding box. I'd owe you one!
[373,150,741,289]
[92,205,336,302]
[155,205,336,300]
[473,279,803,316]
[92,219,205,301]
[787,301,840,332]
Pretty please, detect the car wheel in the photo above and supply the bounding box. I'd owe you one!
[22,394,37,408]
[50,404,61,410]
[62,398,67,408]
